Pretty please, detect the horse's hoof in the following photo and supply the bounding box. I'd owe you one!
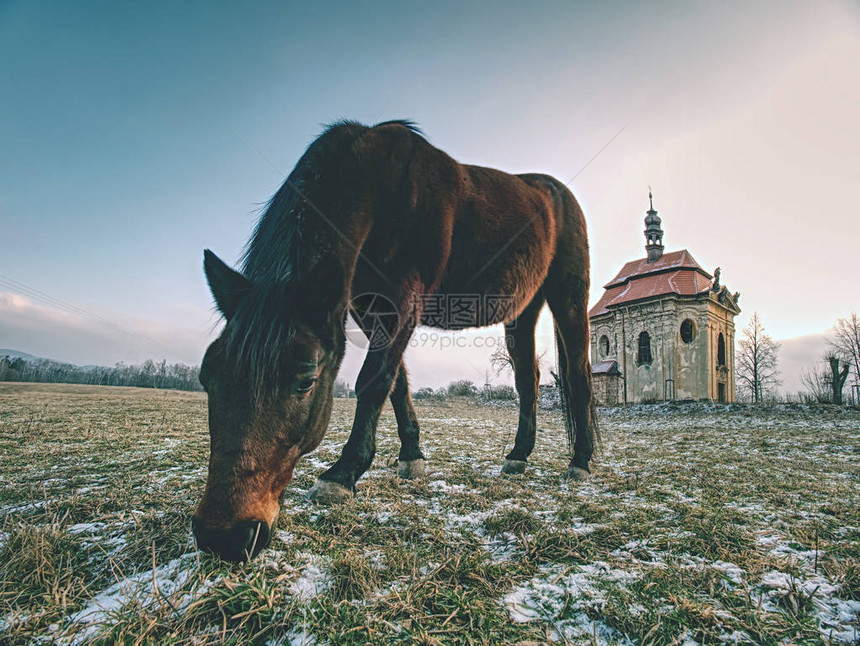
[501,459,527,475]
[397,459,425,479]
[306,479,353,505]
[563,466,591,482]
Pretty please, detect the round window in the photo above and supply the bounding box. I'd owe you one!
[680,319,695,344]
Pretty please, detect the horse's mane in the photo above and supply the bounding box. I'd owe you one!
[225,119,422,399]
[240,119,421,283]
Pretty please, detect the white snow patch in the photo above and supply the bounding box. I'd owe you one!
[503,563,636,644]
[419,561,441,576]
[0,500,47,515]
[289,554,332,601]
[711,560,746,587]
[275,530,295,544]
[0,610,28,634]
[610,539,666,566]
[375,510,393,524]
[483,533,520,563]
[266,627,320,646]
[757,570,860,644]
[363,548,385,570]
[60,553,201,644]
[427,479,468,494]
[67,522,106,535]
[718,629,755,643]
[628,603,646,618]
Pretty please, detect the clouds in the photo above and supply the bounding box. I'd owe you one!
[777,332,833,396]
[0,292,211,367]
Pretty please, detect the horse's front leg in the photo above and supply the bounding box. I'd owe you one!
[307,327,416,505]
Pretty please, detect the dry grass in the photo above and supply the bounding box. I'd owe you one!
[0,383,858,644]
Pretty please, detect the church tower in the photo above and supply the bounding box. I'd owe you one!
[644,190,664,263]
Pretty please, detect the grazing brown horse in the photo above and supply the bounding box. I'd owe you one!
[193,120,597,561]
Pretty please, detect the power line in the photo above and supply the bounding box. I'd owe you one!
[0,273,174,355]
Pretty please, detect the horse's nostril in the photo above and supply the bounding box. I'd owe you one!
[192,517,271,562]
[238,519,270,559]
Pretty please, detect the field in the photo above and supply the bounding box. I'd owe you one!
[0,383,858,645]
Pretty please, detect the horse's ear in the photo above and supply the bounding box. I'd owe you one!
[204,249,251,319]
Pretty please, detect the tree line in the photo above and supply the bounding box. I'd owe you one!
[0,356,203,391]
[4,311,857,403]
[736,311,859,405]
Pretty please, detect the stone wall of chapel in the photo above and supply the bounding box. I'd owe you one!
[593,374,621,405]
[706,300,737,402]
[589,295,735,403]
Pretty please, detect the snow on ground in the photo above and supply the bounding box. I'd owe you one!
[2,391,858,644]
[754,525,860,641]
[753,540,860,644]
[57,553,203,644]
[504,562,636,644]
[266,627,321,646]
[0,500,47,515]
[288,553,332,601]
[427,479,474,494]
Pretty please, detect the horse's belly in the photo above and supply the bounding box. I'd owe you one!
[428,244,551,329]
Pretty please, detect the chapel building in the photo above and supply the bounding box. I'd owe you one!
[588,193,741,404]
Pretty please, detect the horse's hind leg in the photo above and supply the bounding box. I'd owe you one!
[390,361,426,479]
[543,273,597,480]
[500,292,545,475]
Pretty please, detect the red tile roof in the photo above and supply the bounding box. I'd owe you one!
[589,250,713,318]
[605,250,711,287]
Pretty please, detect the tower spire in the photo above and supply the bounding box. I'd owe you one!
[644,188,664,263]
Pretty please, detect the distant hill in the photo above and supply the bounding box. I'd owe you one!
[0,349,45,362]
[0,349,103,369]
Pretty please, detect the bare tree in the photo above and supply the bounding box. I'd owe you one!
[736,312,781,403]
[489,346,546,377]
[490,346,514,376]
[830,312,860,389]
[800,360,830,403]
[333,379,350,398]
[800,353,850,404]
[828,355,851,405]
[447,380,478,396]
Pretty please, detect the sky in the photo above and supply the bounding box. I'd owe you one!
[1,0,858,393]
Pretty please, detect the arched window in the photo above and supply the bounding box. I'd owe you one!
[599,335,610,358]
[680,319,695,344]
[717,333,726,367]
[637,331,652,365]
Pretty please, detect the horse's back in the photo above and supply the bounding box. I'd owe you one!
[424,165,558,327]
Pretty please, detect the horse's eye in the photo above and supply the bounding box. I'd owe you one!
[293,378,317,396]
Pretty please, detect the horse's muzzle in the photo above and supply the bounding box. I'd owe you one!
[192,517,271,562]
